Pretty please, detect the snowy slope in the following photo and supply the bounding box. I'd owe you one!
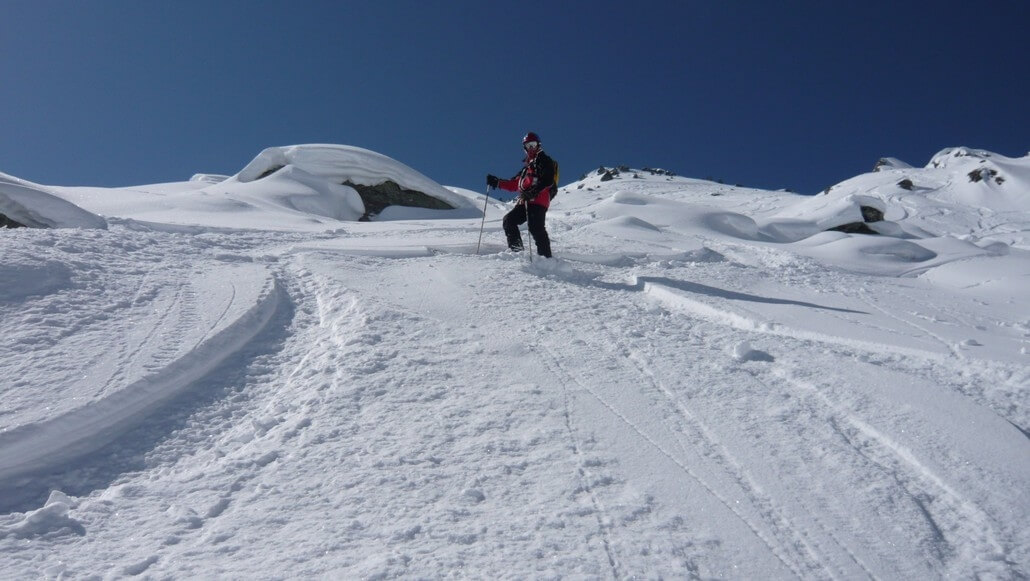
[47,144,476,232]
[0,146,1028,579]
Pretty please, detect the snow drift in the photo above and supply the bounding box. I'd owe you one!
[0,172,107,229]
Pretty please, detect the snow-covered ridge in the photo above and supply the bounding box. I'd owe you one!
[928,146,997,169]
[551,149,1028,279]
[813,147,1030,236]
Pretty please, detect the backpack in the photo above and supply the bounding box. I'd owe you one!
[550,158,560,200]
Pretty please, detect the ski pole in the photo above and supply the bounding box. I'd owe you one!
[524,197,532,264]
[476,185,491,254]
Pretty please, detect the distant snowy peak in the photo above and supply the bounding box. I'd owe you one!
[567,165,728,192]
[927,146,996,169]
[927,148,1030,207]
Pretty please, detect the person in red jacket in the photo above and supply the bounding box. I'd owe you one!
[487,132,555,258]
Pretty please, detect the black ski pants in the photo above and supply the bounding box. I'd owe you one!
[503,202,552,258]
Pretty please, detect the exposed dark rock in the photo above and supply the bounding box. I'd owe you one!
[344,180,454,221]
[642,167,676,177]
[257,165,285,180]
[250,165,453,220]
[873,158,895,172]
[897,178,914,190]
[860,206,884,222]
[826,205,885,235]
[829,222,879,235]
[593,166,677,182]
[1,213,28,229]
[968,168,1000,183]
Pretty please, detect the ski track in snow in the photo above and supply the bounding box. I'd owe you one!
[1,185,1028,578]
[534,276,873,579]
[635,276,1024,578]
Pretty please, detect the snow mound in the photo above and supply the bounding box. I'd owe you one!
[242,164,366,221]
[0,491,84,539]
[234,144,474,210]
[703,211,761,240]
[731,341,775,362]
[762,194,891,241]
[0,173,107,229]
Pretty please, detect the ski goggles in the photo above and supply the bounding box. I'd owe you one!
[523,141,539,150]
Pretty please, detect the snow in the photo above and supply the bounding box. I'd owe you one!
[47,144,476,232]
[1,145,1028,579]
[0,173,107,230]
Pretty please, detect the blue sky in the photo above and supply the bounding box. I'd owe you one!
[2,0,1027,195]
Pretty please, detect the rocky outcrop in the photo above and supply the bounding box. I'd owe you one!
[0,212,26,227]
[828,205,885,235]
[251,167,456,220]
[968,167,1005,185]
[1,212,27,228]
[344,180,454,221]
[861,205,884,222]
[594,165,677,182]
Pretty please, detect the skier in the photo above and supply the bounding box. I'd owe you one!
[487,132,556,258]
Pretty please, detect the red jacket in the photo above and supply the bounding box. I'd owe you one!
[497,149,556,209]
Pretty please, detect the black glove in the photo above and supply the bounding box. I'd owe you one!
[486,174,499,189]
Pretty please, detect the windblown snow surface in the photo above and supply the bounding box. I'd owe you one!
[1,145,1028,579]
